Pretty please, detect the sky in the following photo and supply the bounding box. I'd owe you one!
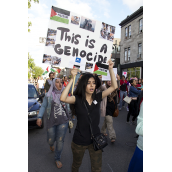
[28,0,143,71]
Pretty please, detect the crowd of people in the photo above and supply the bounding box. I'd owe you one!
[34,61,143,172]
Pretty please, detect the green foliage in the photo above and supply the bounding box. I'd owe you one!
[28,56,35,70]
[32,66,44,78]
[28,0,39,32]
[28,71,31,78]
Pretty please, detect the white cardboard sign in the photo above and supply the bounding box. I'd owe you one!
[42,6,115,74]
[102,68,117,81]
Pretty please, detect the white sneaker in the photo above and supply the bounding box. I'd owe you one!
[127,107,129,111]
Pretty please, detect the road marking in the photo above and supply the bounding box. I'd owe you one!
[107,163,114,172]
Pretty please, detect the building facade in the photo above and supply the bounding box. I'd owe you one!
[111,38,121,74]
[119,6,143,79]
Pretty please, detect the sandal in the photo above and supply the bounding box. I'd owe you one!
[55,161,63,169]
[111,138,115,143]
[103,133,108,136]
[50,146,54,152]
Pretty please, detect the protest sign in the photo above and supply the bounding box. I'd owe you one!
[123,71,127,78]
[42,6,115,75]
[102,68,117,81]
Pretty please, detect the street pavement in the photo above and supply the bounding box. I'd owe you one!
[28,104,137,172]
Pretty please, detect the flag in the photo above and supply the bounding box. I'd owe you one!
[50,68,56,72]
[93,62,108,76]
[50,6,70,24]
[42,66,49,75]
[56,68,61,73]
[42,71,48,75]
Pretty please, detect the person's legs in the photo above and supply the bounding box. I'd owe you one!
[122,91,127,107]
[47,126,56,147]
[127,146,143,172]
[71,142,87,172]
[127,101,134,122]
[132,100,138,122]
[101,117,107,135]
[54,122,68,162]
[119,91,124,109]
[88,144,102,172]
[105,115,116,140]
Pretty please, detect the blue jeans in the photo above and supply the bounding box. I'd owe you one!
[47,122,68,162]
[128,146,143,172]
[119,90,127,108]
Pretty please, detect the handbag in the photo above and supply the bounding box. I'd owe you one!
[123,96,132,104]
[112,99,119,117]
[84,102,108,152]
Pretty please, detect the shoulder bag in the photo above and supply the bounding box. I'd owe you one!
[112,99,119,117]
[123,96,132,104]
[84,102,108,152]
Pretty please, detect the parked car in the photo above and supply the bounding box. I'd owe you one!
[28,84,44,129]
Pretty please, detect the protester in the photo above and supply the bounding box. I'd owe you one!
[116,75,120,104]
[60,59,118,172]
[100,78,118,143]
[136,78,141,88]
[37,77,45,95]
[44,72,54,93]
[63,76,69,87]
[119,75,127,110]
[36,78,71,169]
[128,101,143,172]
[126,79,143,125]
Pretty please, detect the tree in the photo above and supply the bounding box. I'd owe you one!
[32,66,44,78]
[28,0,39,32]
[28,53,35,78]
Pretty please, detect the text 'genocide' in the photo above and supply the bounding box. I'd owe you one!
[54,27,108,63]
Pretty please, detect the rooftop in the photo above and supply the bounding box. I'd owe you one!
[119,6,143,27]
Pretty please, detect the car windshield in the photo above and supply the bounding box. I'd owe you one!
[28,85,38,98]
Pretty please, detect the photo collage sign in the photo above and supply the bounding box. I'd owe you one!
[43,6,116,75]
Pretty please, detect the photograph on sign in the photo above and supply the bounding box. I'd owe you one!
[100,22,115,42]
[50,6,70,24]
[51,56,61,66]
[80,16,96,32]
[47,28,57,40]
[73,65,80,69]
[43,54,52,64]
[45,38,55,48]
[71,13,80,25]
[93,62,108,76]
[85,62,93,73]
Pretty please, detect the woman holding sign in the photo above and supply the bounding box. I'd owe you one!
[60,59,118,172]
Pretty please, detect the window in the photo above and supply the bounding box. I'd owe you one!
[128,47,130,61]
[127,67,141,79]
[125,27,128,38]
[124,48,127,61]
[138,43,142,54]
[139,18,143,33]
[129,25,131,37]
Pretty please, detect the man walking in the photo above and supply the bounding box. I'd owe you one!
[37,77,45,95]
[119,75,127,111]
[44,72,54,93]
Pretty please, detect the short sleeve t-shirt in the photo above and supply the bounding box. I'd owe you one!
[106,96,117,116]
[38,80,44,89]
[120,80,127,91]
[47,101,69,129]
[73,92,102,146]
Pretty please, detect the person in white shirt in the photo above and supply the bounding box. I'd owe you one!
[38,77,45,95]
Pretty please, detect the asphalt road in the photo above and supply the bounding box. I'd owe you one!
[28,105,137,172]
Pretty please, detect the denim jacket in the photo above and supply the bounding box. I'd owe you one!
[37,90,71,120]
[37,72,81,120]
[128,86,142,98]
